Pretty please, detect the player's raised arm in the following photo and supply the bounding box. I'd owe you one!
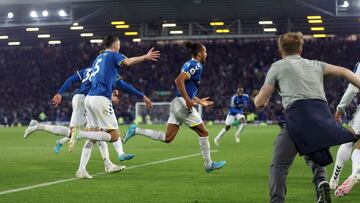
[175,72,195,109]
[52,72,81,106]
[325,63,360,90]
[115,79,154,109]
[122,47,160,67]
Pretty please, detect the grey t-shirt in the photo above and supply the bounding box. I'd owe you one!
[264,55,327,110]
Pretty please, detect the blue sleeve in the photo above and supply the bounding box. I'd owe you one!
[116,80,144,98]
[58,73,81,95]
[182,62,199,79]
[114,52,127,67]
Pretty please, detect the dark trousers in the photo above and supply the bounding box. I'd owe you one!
[269,127,327,203]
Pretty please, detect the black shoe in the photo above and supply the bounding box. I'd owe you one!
[317,181,331,203]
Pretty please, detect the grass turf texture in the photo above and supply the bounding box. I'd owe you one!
[0,125,359,203]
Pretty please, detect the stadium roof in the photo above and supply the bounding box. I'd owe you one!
[0,0,359,46]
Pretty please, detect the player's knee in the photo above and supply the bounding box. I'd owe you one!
[110,134,119,142]
[200,129,208,137]
[225,126,231,131]
[165,134,174,143]
[84,140,94,149]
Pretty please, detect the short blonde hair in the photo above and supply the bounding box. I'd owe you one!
[278,32,304,55]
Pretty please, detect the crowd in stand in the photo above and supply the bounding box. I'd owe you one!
[1,38,359,126]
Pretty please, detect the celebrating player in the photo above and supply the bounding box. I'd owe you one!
[122,42,226,173]
[214,86,249,146]
[329,62,360,196]
[68,35,160,152]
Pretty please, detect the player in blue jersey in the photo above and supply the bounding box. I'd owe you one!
[214,86,250,146]
[68,35,160,154]
[24,66,153,178]
[122,42,226,173]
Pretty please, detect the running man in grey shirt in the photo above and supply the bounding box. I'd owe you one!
[255,32,360,203]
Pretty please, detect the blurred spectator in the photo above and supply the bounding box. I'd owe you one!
[0,38,359,125]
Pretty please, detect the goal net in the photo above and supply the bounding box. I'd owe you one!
[134,102,203,124]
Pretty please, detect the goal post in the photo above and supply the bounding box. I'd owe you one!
[134,102,203,124]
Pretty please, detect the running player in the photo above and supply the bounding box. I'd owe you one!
[122,42,226,173]
[329,62,360,196]
[68,35,160,152]
[214,86,249,146]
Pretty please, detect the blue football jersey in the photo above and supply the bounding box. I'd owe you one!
[87,50,127,99]
[175,59,203,99]
[228,94,250,115]
[76,67,92,95]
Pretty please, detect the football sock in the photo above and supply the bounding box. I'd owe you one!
[37,124,70,137]
[235,123,245,138]
[199,136,212,168]
[112,139,125,156]
[331,142,353,181]
[77,130,111,141]
[97,141,113,167]
[215,128,227,141]
[78,140,94,170]
[135,127,166,142]
[59,137,70,144]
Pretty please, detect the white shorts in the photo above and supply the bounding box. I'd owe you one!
[167,97,203,127]
[224,113,245,126]
[351,108,360,134]
[69,94,87,127]
[84,95,118,130]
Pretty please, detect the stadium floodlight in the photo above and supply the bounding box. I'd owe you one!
[8,41,20,46]
[0,35,9,39]
[30,11,38,18]
[258,21,273,25]
[216,29,230,33]
[37,34,50,38]
[42,10,49,17]
[133,38,141,42]
[169,30,183,34]
[90,39,103,43]
[313,34,327,38]
[210,22,224,26]
[26,27,39,32]
[124,32,138,36]
[116,25,130,29]
[308,19,323,23]
[311,27,325,31]
[48,40,61,45]
[264,28,277,32]
[80,33,94,37]
[7,12,14,19]
[73,23,79,26]
[111,21,125,25]
[58,10,67,17]
[307,16,322,20]
[70,26,84,30]
[340,0,349,8]
[162,23,176,27]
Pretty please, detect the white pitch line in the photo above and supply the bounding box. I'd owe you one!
[0,150,218,196]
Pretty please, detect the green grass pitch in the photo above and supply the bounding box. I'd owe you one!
[0,125,359,203]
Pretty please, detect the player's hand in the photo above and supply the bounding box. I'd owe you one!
[335,111,344,123]
[143,96,154,109]
[112,90,120,104]
[196,97,214,107]
[144,47,160,61]
[185,99,196,110]
[51,93,62,107]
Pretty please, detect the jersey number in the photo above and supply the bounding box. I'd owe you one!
[82,69,92,83]
[89,58,103,81]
